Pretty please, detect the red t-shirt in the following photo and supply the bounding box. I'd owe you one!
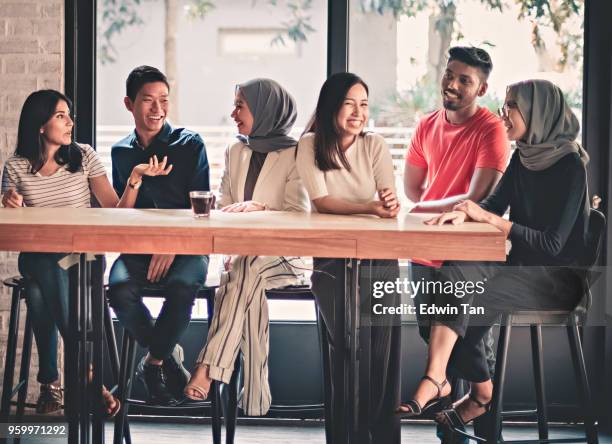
[406,107,509,266]
[406,107,509,202]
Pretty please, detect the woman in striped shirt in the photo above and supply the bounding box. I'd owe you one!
[1,89,170,415]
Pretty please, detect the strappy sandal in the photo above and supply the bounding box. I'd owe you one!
[397,375,451,418]
[183,365,210,401]
[36,384,63,414]
[101,386,121,418]
[183,383,209,401]
[438,392,491,429]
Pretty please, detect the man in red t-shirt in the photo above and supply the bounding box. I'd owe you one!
[405,47,509,212]
[402,47,509,440]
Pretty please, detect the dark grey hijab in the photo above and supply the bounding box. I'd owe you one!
[508,79,589,171]
[236,78,298,153]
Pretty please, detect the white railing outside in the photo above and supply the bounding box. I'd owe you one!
[96,125,415,205]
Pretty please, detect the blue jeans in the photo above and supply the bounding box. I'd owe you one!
[18,253,70,384]
[107,254,208,360]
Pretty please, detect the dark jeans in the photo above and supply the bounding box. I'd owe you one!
[18,253,70,384]
[436,261,583,382]
[312,258,401,444]
[107,254,208,360]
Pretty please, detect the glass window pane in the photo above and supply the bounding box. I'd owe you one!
[97,0,327,320]
[349,0,584,207]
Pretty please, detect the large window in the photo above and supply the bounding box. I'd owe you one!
[96,0,328,319]
[348,0,584,207]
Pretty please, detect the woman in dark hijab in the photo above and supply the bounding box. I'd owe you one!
[183,79,309,416]
[398,79,589,430]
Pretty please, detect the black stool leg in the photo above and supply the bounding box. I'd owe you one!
[224,355,240,444]
[16,311,33,421]
[114,331,135,444]
[104,299,121,387]
[206,294,222,444]
[488,316,512,444]
[567,320,598,444]
[1,285,22,421]
[530,324,548,441]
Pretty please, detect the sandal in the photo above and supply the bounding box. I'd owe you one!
[438,392,491,429]
[397,375,451,418]
[102,386,121,418]
[36,384,63,414]
[183,365,210,401]
[87,364,121,417]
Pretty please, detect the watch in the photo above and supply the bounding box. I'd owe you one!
[128,178,142,190]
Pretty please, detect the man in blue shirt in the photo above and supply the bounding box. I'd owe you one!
[107,65,209,405]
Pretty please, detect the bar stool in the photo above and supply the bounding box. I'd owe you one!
[0,276,120,422]
[1,277,34,423]
[450,208,605,444]
[208,285,332,444]
[110,283,332,444]
[110,285,219,444]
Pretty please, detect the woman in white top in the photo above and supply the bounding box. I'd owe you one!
[295,72,402,443]
[184,79,309,416]
[1,89,170,415]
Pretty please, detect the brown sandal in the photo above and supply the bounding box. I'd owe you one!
[184,365,210,401]
[397,376,451,418]
[36,384,63,414]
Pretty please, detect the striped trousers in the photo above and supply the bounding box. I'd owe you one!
[196,255,307,416]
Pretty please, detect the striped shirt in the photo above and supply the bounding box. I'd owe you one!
[1,144,107,208]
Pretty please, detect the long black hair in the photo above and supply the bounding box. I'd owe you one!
[15,89,83,174]
[304,72,369,172]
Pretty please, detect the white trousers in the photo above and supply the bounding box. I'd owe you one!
[196,255,307,416]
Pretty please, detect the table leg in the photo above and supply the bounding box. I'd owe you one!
[357,260,371,443]
[91,257,105,444]
[331,261,348,443]
[346,258,359,443]
[79,254,90,444]
[67,260,80,444]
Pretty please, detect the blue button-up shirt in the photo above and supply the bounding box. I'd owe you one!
[111,123,210,209]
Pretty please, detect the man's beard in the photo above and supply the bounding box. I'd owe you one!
[442,99,461,111]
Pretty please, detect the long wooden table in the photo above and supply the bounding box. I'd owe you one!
[0,208,505,444]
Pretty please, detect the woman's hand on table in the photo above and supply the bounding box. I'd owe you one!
[368,199,400,218]
[452,200,491,223]
[425,210,467,226]
[378,188,400,211]
[1,189,23,208]
[221,201,267,212]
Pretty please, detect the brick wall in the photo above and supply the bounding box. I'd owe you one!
[0,0,64,404]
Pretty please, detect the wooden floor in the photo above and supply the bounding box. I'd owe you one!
[112,421,611,444]
[12,420,612,443]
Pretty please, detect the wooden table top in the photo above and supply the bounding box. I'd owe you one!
[0,207,505,260]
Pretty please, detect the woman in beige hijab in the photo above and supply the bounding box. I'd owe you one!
[398,80,590,430]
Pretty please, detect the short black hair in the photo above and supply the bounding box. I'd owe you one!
[125,65,170,101]
[448,46,493,79]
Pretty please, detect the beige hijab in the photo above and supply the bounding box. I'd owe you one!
[508,79,589,171]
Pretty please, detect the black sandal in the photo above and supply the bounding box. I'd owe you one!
[439,392,491,429]
[397,375,451,418]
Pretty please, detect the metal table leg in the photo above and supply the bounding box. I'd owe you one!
[91,257,105,444]
[67,259,81,443]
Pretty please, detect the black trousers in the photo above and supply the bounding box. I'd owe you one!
[312,258,401,444]
[436,261,583,382]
